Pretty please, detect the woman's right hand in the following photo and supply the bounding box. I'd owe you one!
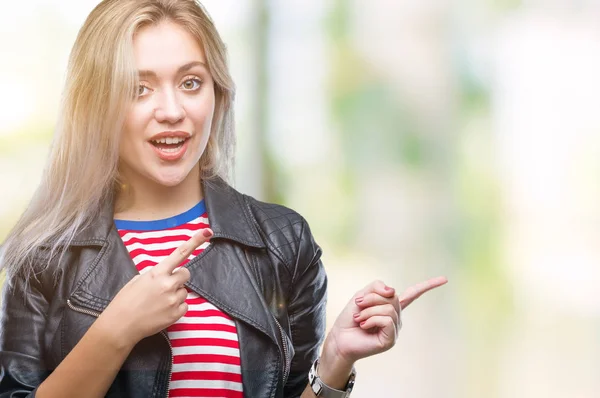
[97,228,213,348]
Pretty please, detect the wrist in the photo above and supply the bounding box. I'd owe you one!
[94,312,137,353]
[318,337,356,390]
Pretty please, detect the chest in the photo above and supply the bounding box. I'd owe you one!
[42,238,294,398]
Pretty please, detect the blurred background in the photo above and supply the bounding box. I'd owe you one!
[1,0,599,397]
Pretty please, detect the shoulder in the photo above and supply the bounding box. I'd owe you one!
[203,177,323,279]
[242,194,323,279]
[1,246,58,300]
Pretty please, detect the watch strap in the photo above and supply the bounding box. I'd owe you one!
[308,358,356,398]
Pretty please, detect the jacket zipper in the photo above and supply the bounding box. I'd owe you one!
[66,299,101,318]
[160,330,173,397]
[243,250,291,387]
[66,299,174,397]
[272,315,290,386]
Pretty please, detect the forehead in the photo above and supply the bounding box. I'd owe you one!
[132,21,206,72]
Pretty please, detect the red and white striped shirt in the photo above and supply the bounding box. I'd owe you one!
[115,200,244,398]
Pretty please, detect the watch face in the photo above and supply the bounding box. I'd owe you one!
[347,378,355,392]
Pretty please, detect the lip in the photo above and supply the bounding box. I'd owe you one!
[148,130,191,141]
[148,130,191,162]
[149,138,190,162]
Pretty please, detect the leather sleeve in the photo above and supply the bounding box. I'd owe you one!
[0,271,49,398]
[283,219,328,397]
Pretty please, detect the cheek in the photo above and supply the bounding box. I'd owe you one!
[193,107,214,134]
[121,106,152,146]
[187,88,216,128]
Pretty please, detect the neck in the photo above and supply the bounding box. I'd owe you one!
[114,165,203,221]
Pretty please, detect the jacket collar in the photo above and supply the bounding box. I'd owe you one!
[71,177,266,249]
[202,177,266,249]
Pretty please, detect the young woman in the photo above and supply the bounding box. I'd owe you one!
[0,1,447,397]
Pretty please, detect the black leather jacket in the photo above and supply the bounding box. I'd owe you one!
[0,178,328,398]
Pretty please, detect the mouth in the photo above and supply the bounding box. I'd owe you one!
[149,136,189,153]
[148,131,191,161]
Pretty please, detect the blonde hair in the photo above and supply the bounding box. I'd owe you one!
[0,0,235,280]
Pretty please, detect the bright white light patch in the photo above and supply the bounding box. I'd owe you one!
[0,80,33,136]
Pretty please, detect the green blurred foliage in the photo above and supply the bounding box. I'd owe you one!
[326,1,515,395]
[328,1,426,172]
[454,54,515,398]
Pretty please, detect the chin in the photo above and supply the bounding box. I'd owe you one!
[151,170,192,187]
[155,176,188,187]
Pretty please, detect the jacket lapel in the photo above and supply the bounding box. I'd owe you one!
[68,227,139,312]
[184,241,283,397]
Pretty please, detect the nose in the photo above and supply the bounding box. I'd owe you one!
[154,89,185,124]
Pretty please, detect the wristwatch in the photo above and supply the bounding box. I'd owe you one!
[307,358,356,397]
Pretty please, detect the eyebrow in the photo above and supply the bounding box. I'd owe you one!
[137,61,207,78]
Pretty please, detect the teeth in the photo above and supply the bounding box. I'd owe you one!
[151,137,187,145]
[158,147,181,153]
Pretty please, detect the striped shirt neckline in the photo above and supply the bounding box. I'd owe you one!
[114,200,206,231]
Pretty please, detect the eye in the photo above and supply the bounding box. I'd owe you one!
[138,84,151,97]
[180,78,202,91]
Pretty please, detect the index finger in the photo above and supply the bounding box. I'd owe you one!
[155,228,213,273]
[399,276,447,310]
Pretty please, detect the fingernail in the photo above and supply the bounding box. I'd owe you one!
[385,286,394,293]
[353,312,360,318]
[360,321,366,327]
[355,297,363,304]
[202,229,213,237]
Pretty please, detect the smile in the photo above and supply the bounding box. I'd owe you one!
[151,136,187,145]
[148,132,191,161]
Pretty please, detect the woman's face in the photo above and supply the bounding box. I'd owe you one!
[119,21,215,188]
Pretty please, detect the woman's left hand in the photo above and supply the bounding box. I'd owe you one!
[320,276,448,379]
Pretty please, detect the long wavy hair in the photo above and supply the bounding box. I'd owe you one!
[0,0,235,281]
